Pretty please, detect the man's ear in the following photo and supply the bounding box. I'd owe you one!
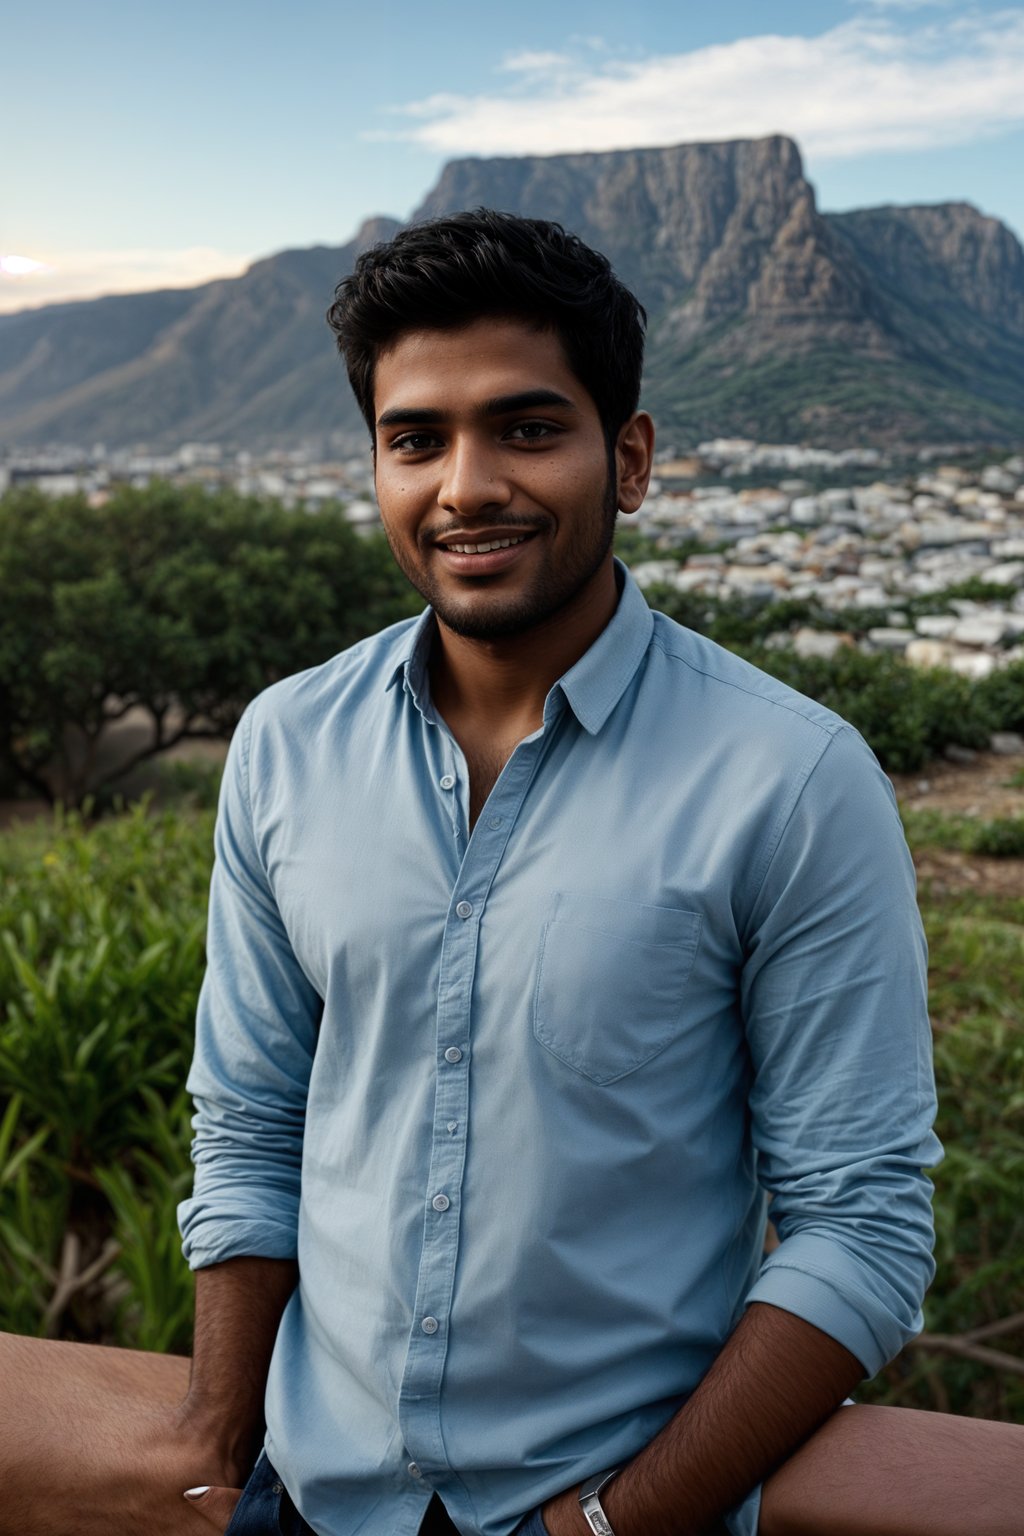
[614,412,655,516]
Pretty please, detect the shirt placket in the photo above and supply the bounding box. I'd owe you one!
[397,705,562,1487]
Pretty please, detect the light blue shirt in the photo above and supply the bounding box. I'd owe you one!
[179,563,941,1536]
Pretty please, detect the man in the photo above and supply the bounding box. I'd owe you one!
[174,210,936,1536]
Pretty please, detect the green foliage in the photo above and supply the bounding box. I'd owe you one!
[95,1089,196,1355]
[902,809,1024,859]
[0,484,419,805]
[646,585,819,649]
[968,820,1024,858]
[0,803,212,1346]
[0,1095,67,1336]
[975,662,1024,737]
[861,888,1024,1420]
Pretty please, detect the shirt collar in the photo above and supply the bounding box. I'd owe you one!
[384,558,654,736]
[556,560,654,734]
[384,605,438,719]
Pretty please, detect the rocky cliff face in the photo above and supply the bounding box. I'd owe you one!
[413,137,1024,443]
[2,140,1022,449]
[831,202,1024,332]
[415,136,874,332]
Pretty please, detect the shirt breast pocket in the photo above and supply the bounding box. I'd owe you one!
[532,891,703,1085]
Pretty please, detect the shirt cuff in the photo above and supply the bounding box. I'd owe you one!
[177,1205,299,1271]
[745,1253,907,1377]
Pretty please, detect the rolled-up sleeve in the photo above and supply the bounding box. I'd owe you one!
[740,724,943,1376]
[177,703,322,1270]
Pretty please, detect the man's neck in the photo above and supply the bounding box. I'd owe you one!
[428,559,620,740]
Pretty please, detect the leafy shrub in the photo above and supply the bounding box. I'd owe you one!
[976,662,1024,737]
[968,819,1024,858]
[0,803,211,1347]
[0,484,420,805]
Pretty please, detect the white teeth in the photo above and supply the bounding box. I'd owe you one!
[444,535,528,554]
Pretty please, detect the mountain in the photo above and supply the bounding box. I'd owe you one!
[0,218,400,450]
[2,139,1023,449]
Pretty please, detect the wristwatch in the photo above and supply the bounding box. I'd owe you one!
[578,1467,621,1536]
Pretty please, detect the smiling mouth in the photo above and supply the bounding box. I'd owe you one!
[440,534,532,554]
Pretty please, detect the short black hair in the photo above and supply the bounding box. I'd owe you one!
[326,208,647,449]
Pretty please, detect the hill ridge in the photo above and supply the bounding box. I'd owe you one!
[2,137,1022,448]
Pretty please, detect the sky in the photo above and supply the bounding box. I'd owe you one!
[4,0,1024,314]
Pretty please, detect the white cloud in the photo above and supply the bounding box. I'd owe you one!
[498,51,573,74]
[374,11,1024,162]
[855,1,955,10]
[0,245,252,315]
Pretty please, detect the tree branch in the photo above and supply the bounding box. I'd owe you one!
[908,1331,1024,1378]
[42,1232,123,1337]
[100,717,225,789]
[963,1312,1024,1345]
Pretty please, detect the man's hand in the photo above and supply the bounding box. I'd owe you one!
[181,1480,245,1531]
[123,1402,246,1535]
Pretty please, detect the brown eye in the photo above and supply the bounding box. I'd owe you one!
[507,421,559,441]
[392,432,438,453]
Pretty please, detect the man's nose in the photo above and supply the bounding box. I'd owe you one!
[437,438,513,518]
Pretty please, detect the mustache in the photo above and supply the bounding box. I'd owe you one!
[424,515,549,545]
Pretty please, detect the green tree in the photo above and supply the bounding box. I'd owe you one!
[0,484,418,804]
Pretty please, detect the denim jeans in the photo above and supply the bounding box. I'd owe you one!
[224,1449,549,1536]
[224,1449,309,1535]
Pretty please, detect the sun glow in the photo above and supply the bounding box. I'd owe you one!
[0,254,53,277]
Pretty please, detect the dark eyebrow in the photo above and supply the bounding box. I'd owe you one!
[482,389,577,415]
[376,388,577,430]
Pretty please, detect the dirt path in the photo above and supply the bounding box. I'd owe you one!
[890,750,1024,899]
[890,751,1024,821]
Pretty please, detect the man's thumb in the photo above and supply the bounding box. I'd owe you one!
[183,1485,243,1528]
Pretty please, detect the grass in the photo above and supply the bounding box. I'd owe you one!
[860,880,1024,1419]
[901,809,1024,859]
[0,782,1021,1419]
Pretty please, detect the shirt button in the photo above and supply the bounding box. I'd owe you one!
[456,900,473,919]
[432,1193,450,1212]
[421,1315,439,1334]
[408,1463,422,1479]
[444,1046,463,1064]
[487,815,502,829]
[447,1120,458,1134]
[439,773,456,790]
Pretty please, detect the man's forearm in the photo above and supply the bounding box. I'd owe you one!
[180,1255,299,1481]
[547,1301,863,1536]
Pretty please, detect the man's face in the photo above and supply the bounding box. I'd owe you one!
[372,317,619,641]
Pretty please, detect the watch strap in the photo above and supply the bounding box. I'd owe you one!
[578,1467,621,1536]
